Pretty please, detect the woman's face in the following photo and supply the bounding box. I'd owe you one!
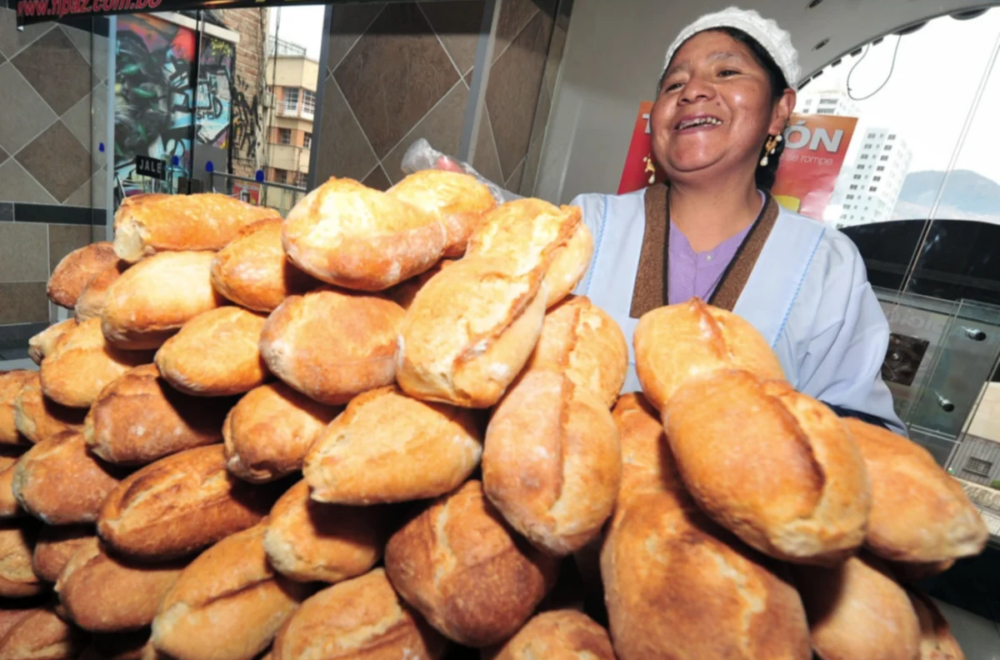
[650,30,794,184]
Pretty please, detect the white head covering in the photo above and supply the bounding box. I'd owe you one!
[663,7,800,86]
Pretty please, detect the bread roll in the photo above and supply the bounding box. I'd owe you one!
[845,418,987,563]
[56,537,184,632]
[40,318,152,409]
[101,251,225,350]
[482,610,614,660]
[634,299,786,410]
[483,371,620,556]
[13,375,86,445]
[890,559,956,584]
[0,521,44,598]
[385,259,455,310]
[151,524,310,660]
[12,431,122,525]
[526,296,627,408]
[387,171,497,257]
[909,590,965,660]
[602,488,810,660]
[27,320,77,365]
[385,481,559,647]
[0,456,23,519]
[113,192,280,263]
[666,370,871,565]
[794,555,920,660]
[272,568,446,660]
[0,371,39,447]
[224,382,337,483]
[612,393,680,508]
[0,607,87,660]
[155,307,269,397]
[0,606,40,642]
[32,525,94,583]
[304,386,482,505]
[85,365,233,466]
[75,262,127,321]
[259,288,404,405]
[397,258,548,408]
[264,480,382,584]
[48,241,118,307]
[466,199,589,308]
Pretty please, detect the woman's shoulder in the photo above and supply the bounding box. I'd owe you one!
[776,204,864,272]
[568,189,648,237]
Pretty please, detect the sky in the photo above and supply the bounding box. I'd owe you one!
[268,5,327,61]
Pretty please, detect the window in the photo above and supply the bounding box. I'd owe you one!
[274,169,287,184]
[303,132,313,150]
[283,88,299,113]
[888,134,897,140]
[847,194,855,200]
[873,176,882,182]
[858,165,865,170]
[850,184,858,190]
[853,174,862,180]
[296,172,308,187]
[877,166,885,171]
[963,457,992,478]
[880,155,889,161]
[869,186,878,192]
[817,109,833,115]
[865,144,872,149]
[303,90,316,115]
[278,129,291,145]
[861,155,869,160]
[867,133,876,139]
[884,145,893,151]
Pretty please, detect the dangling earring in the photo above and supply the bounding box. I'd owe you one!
[643,154,657,184]
[760,134,782,167]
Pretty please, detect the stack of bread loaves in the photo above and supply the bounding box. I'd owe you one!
[0,171,987,660]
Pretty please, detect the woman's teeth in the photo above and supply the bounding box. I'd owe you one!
[678,117,722,129]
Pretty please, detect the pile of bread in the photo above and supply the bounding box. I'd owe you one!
[0,171,988,660]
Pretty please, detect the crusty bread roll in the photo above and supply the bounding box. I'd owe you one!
[224,382,337,483]
[385,481,559,647]
[101,251,225,350]
[387,171,497,257]
[396,258,549,408]
[12,373,86,445]
[27,320,77,366]
[483,371,620,556]
[0,606,40,643]
[634,299,786,410]
[85,365,233,466]
[264,480,383,584]
[666,370,871,565]
[259,288,404,405]
[612,393,680,508]
[0,607,87,660]
[845,418,987,563]
[602,487,810,660]
[98,445,281,560]
[272,568,446,660]
[481,610,615,660]
[47,241,119,308]
[526,296,627,408]
[385,258,455,310]
[283,177,447,291]
[210,218,318,312]
[32,525,94,583]
[909,590,965,660]
[304,386,482,505]
[794,554,920,660]
[0,520,45,598]
[12,431,123,525]
[75,261,128,322]
[466,199,590,308]
[0,456,23,519]
[151,524,310,660]
[40,318,152,409]
[0,371,35,447]
[890,559,956,584]
[56,536,185,632]
[113,193,280,263]
[155,307,269,397]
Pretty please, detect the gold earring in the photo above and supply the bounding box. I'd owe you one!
[643,154,657,184]
[760,134,782,167]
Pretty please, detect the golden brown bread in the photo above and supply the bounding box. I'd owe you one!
[0,607,87,660]
[12,431,123,525]
[303,386,482,505]
[0,456,23,519]
[47,242,119,308]
[101,251,225,350]
[0,606,40,642]
[483,371,620,556]
[908,590,965,660]
[396,257,549,408]
[890,559,957,584]
[611,393,681,508]
[845,418,987,563]
[385,481,559,647]
[113,193,281,263]
[794,554,920,660]
[282,177,447,291]
[665,370,871,565]
[74,262,128,322]
[151,524,310,660]
[633,299,786,410]
[27,320,78,366]
[263,480,383,584]
[387,171,497,257]
[385,259,455,310]
[55,537,185,632]
[155,307,269,397]
[32,525,94,583]
[0,520,45,598]
[259,288,404,405]
[481,610,615,660]
[85,365,233,466]
[224,382,337,483]
[97,445,281,560]
[271,568,447,660]
[12,373,86,445]
[0,371,35,447]
[40,318,152,409]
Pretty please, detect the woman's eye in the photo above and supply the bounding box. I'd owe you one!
[664,82,683,92]
[719,69,740,77]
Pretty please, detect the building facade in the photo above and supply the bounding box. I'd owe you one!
[263,39,318,188]
[836,128,912,227]
[217,8,270,179]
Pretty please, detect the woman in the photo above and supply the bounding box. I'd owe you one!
[433,8,902,432]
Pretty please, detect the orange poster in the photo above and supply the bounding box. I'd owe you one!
[618,102,666,194]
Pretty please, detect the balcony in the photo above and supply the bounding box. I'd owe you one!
[268,144,311,173]
[276,104,315,121]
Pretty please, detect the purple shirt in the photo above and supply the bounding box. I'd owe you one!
[667,220,754,305]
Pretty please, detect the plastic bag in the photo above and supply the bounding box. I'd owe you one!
[399,138,523,204]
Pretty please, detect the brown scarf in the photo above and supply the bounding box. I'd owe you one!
[629,184,780,318]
